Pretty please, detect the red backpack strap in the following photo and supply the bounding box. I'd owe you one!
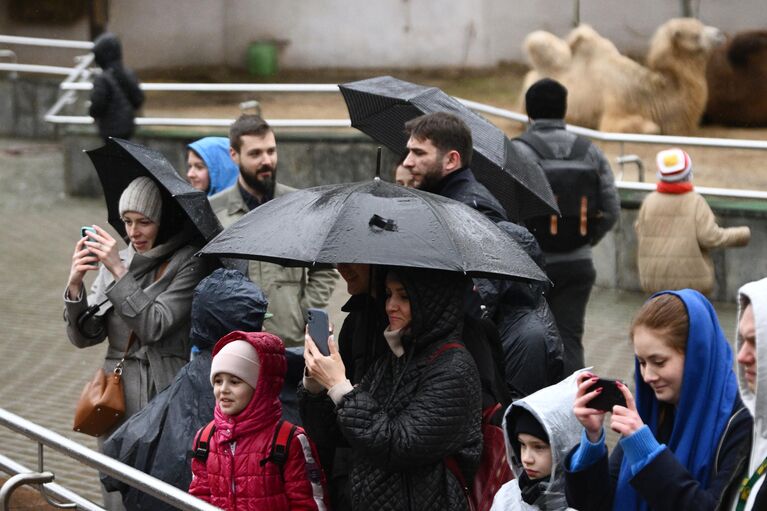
[261,419,298,469]
[427,341,465,364]
[192,420,216,461]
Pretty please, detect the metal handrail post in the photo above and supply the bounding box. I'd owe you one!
[44,53,94,120]
[0,471,54,510]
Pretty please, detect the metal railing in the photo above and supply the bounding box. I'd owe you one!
[2,33,767,194]
[0,409,221,511]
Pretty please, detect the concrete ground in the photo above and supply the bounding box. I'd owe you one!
[0,137,739,508]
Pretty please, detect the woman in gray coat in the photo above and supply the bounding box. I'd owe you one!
[64,176,209,506]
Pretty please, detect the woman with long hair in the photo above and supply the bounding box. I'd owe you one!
[565,289,752,510]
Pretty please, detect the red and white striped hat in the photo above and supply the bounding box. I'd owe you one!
[656,148,693,182]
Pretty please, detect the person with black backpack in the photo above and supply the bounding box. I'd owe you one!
[512,78,620,375]
[89,32,144,141]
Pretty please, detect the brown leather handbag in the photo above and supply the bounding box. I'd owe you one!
[73,334,135,437]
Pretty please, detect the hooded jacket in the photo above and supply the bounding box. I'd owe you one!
[89,33,144,140]
[100,269,268,510]
[190,331,328,511]
[298,268,483,511]
[490,371,583,511]
[734,278,767,511]
[187,137,240,196]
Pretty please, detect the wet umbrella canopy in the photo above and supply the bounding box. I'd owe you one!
[86,138,222,242]
[339,75,558,221]
[199,179,547,282]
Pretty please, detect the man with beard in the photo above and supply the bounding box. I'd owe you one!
[403,112,507,223]
[210,115,338,347]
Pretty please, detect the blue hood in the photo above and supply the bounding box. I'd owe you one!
[187,137,239,196]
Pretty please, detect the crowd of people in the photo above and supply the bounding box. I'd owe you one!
[63,72,765,511]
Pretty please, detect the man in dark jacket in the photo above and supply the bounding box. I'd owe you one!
[403,112,508,223]
[89,32,144,141]
[511,79,620,374]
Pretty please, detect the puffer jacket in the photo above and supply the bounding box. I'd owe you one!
[89,32,144,140]
[298,268,483,511]
[189,331,328,511]
[635,189,750,295]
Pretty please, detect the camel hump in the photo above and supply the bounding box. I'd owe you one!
[524,30,572,75]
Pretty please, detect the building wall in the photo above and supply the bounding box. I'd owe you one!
[1,1,766,71]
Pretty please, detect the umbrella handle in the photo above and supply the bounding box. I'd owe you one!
[375,146,382,179]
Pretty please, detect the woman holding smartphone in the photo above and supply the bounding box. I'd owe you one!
[64,176,209,508]
[564,289,752,511]
[298,266,482,511]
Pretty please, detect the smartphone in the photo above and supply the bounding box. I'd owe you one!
[306,308,330,356]
[585,378,627,412]
[80,226,98,265]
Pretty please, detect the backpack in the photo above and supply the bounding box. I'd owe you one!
[429,341,513,511]
[193,419,297,468]
[517,131,601,253]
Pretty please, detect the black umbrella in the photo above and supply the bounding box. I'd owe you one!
[339,75,559,221]
[199,179,547,282]
[85,138,222,242]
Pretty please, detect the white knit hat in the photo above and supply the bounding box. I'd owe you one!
[210,340,260,390]
[118,176,162,224]
[656,148,693,183]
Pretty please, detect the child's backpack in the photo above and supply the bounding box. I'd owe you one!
[516,131,601,253]
[429,339,513,511]
[193,419,301,471]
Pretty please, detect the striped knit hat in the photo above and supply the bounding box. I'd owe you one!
[118,176,162,224]
[656,148,693,183]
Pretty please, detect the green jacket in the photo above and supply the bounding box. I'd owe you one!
[209,183,339,346]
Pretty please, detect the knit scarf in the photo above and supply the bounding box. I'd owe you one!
[613,289,739,511]
[657,181,693,194]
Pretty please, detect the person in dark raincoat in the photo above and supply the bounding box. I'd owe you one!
[101,268,268,511]
[475,221,564,399]
[299,267,482,511]
[89,32,144,141]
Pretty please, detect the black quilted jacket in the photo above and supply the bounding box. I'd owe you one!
[299,268,482,511]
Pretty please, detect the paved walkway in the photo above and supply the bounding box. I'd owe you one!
[0,137,739,508]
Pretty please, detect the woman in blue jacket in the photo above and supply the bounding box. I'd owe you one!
[565,289,752,511]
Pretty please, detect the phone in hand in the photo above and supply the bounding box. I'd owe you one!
[80,226,98,266]
[585,378,627,412]
[306,308,330,356]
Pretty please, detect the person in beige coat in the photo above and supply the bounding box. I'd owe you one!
[210,114,338,347]
[635,148,750,295]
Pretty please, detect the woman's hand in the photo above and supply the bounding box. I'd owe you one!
[304,327,347,391]
[84,225,127,281]
[573,372,607,443]
[608,381,645,438]
[67,236,99,298]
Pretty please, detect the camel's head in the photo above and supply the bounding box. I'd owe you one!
[649,18,725,66]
